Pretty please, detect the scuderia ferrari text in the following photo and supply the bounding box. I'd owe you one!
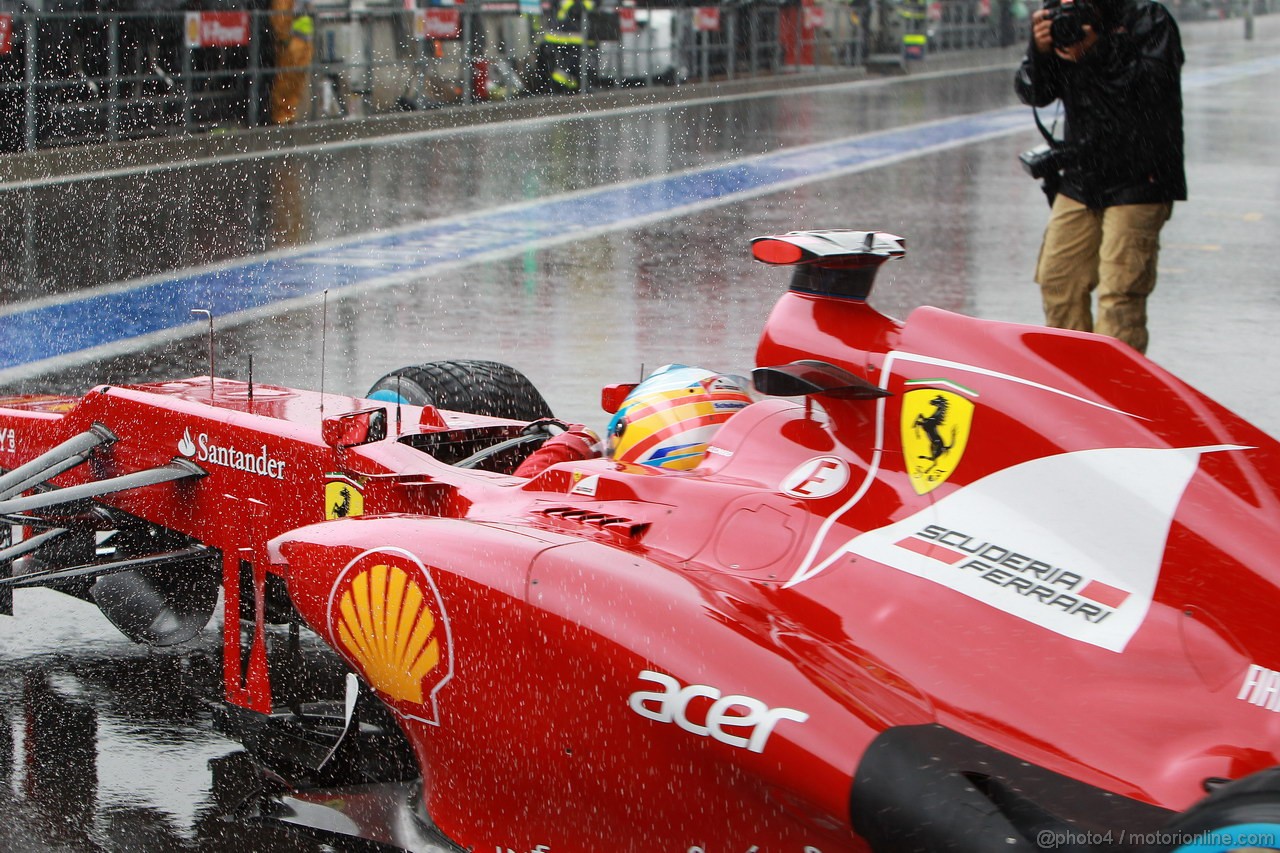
[908,524,1125,624]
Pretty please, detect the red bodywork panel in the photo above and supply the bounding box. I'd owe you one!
[3,232,1280,852]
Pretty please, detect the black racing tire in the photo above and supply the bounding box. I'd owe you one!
[366,359,554,422]
[1145,767,1280,851]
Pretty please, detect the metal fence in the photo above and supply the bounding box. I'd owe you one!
[0,0,1139,153]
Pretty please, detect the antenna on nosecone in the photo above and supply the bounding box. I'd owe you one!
[190,308,214,401]
[396,374,403,437]
[320,289,329,419]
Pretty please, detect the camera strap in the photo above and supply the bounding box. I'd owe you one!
[1033,105,1060,149]
[1028,105,1064,207]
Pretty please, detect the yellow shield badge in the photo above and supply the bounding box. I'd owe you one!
[324,474,365,520]
[901,387,975,495]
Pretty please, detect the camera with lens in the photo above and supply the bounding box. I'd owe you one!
[1019,143,1062,180]
[1043,0,1100,48]
[1019,139,1073,205]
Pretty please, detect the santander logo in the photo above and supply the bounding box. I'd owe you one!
[178,427,287,480]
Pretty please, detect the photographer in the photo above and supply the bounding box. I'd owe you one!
[1015,0,1185,354]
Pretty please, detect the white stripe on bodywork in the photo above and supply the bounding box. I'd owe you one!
[785,351,1141,588]
[840,444,1244,652]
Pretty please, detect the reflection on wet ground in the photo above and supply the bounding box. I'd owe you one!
[0,592,384,853]
[0,16,1279,852]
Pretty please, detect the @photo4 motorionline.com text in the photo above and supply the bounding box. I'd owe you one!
[1037,828,1280,849]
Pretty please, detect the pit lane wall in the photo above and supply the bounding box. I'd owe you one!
[0,0,1047,153]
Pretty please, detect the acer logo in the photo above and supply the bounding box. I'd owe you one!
[628,670,808,754]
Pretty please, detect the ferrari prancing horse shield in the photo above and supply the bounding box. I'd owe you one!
[324,473,364,520]
[901,389,974,494]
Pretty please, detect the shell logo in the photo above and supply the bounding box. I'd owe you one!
[327,548,453,722]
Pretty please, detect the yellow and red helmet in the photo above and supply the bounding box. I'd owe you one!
[606,365,752,470]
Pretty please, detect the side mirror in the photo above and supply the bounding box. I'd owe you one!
[322,407,388,449]
[752,360,890,400]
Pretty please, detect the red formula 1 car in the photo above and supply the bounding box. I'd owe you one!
[3,230,1280,853]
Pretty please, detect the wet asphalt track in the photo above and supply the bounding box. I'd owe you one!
[0,15,1279,851]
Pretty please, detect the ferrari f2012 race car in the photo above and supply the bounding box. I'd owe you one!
[2,229,1280,853]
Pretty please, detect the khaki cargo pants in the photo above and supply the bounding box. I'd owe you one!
[1035,195,1173,354]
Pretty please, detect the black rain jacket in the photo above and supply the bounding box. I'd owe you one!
[1014,0,1186,208]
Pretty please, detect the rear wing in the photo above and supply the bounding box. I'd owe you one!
[751,230,905,301]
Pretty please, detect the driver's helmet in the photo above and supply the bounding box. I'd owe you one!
[606,364,752,470]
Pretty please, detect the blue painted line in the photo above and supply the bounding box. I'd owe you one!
[1,53,1277,381]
